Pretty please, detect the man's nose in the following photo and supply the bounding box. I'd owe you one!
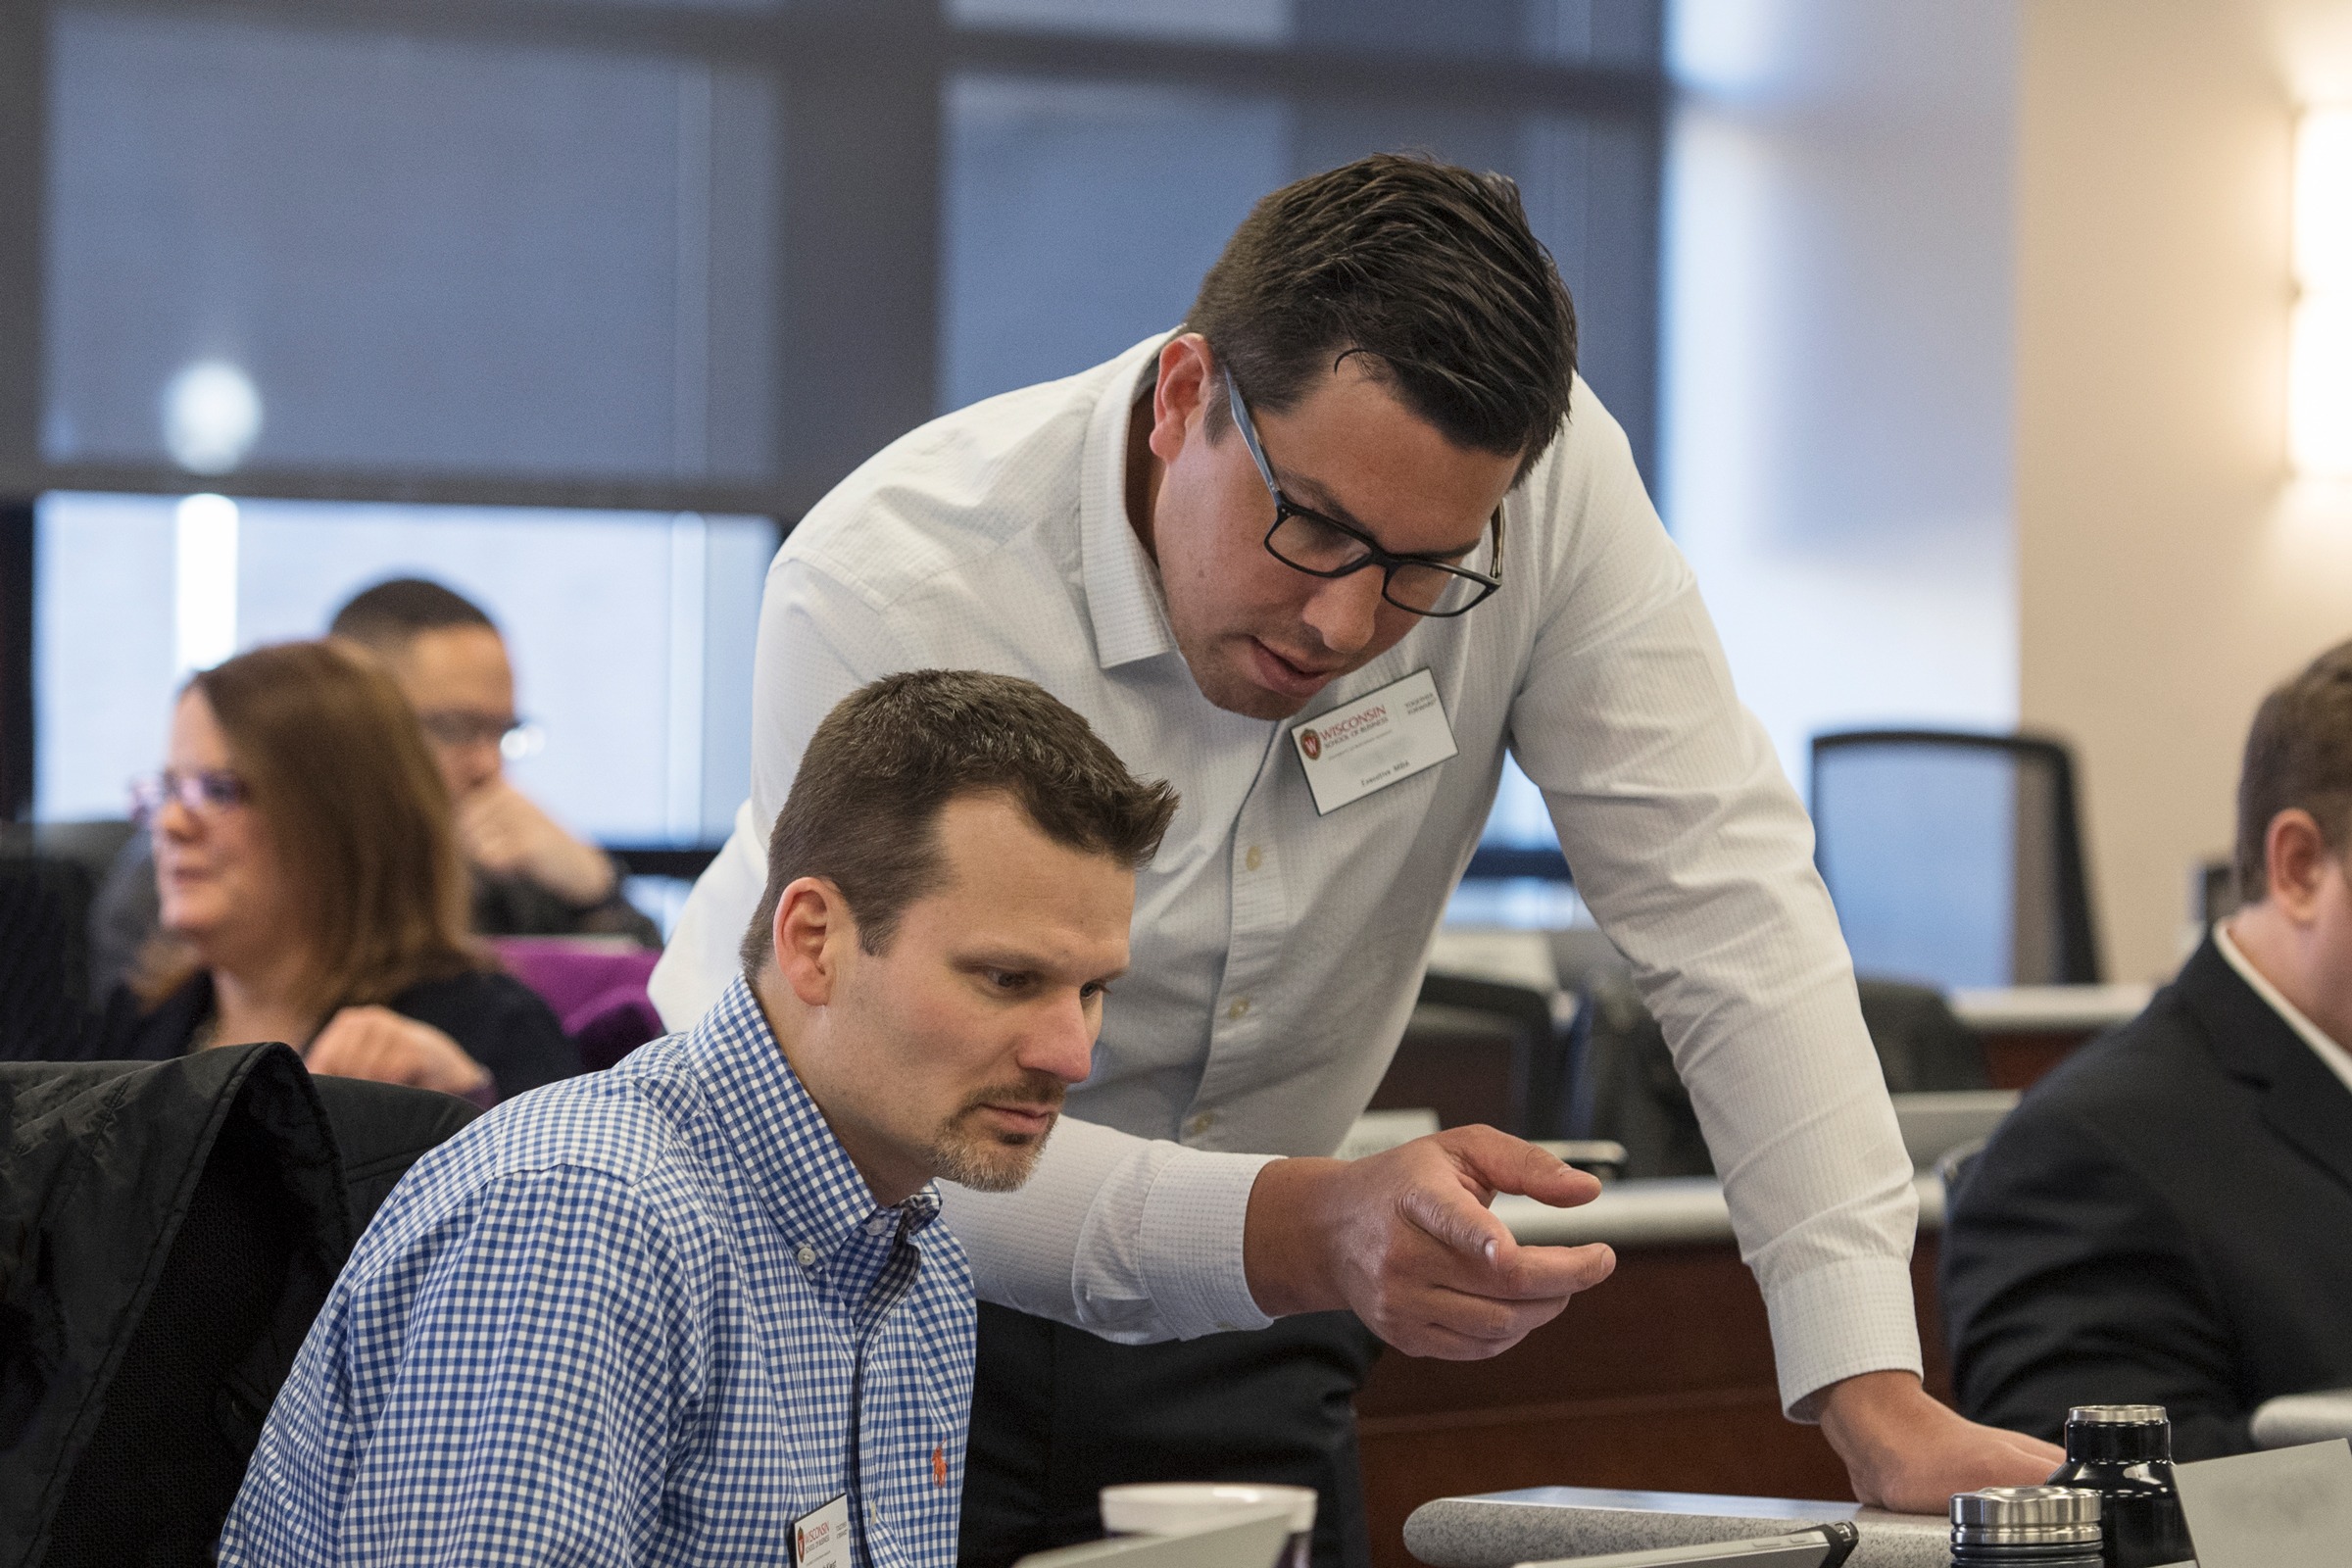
[1021,995,1100,1087]
[1298,567,1386,657]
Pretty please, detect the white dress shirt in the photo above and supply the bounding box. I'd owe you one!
[652,333,1921,1415]
[2213,921,2352,1095]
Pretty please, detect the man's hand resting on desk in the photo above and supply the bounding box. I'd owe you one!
[1817,1369,2064,1514]
[1243,1125,1616,1358]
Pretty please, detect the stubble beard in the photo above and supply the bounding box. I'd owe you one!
[928,1083,1065,1193]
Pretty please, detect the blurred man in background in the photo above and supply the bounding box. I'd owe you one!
[90,576,656,996]
[1943,638,2352,1456]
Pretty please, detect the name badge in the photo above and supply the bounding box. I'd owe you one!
[1292,668,1458,815]
[793,1493,852,1568]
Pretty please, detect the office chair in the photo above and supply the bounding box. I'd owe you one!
[0,851,99,1058]
[1,1045,477,1567]
[1370,972,1574,1140]
[1810,730,2101,991]
[1567,956,1992,1180]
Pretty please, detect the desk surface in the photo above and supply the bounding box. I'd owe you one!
[1403,1488,1947,1568]
[1496,1173,1945,1248]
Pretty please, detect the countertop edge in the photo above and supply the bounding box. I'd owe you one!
[1401,1495,1949,1568]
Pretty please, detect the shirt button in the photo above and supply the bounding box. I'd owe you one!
[1245,845,1264,871]
[1186,1111,1214,1137]
[864,1215,891,1236]
[795,1244,817,1267]
[1226,997,1250,1020]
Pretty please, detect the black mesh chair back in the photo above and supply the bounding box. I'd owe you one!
[1568,965,1992,1180]
[0,852,98,1058]
[1370,973,1573,1141]
[1810,730,2100,990]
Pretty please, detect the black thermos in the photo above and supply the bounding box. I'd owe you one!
[2043,1404,2193,1568]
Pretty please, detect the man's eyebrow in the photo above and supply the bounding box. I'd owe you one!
[1282,468,1489,562]
[957,948,1129,983]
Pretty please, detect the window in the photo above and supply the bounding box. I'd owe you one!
[34,494,771,846]
[0,0,1664,898]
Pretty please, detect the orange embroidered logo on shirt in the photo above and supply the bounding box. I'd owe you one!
[931,1446,947,1487]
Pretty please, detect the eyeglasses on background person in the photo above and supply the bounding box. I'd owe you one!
[414,710,545,761]
[1220,363,1504,617]
[129,767,249,821]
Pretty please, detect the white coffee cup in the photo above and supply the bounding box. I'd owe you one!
[1099,1483,1318,1568]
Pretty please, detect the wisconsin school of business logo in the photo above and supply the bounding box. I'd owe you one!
[1298,727,1322,760]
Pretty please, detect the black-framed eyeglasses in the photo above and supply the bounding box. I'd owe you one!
[130,767,248,821]
[1222,364,1504,618]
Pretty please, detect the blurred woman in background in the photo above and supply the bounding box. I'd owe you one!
[97,640,579,1102]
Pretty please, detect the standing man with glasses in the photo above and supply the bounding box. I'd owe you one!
[652,155,2061,1568]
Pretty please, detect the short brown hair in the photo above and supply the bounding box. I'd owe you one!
[1188,153,1578,481]
[2235,638,2352,901]
[739,670,1179,982]
[140,640,478,1015]
[329,576,497,657]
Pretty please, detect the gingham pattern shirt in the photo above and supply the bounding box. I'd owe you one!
[650,332,1922,1415]
[218,977,973,1568]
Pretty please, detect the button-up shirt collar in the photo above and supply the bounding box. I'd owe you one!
[697,977,942,1315]
[1078,334,1178,670]
[2214,920,2352,1096]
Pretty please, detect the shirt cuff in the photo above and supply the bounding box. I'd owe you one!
[1763,1254,1924,1420]
[1132,1147,1282,1340]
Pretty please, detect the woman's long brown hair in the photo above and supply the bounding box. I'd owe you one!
[138,639,479,1019]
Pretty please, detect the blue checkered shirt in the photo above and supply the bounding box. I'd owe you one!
[218,976,974,1568]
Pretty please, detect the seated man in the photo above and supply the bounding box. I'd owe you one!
[217,669,1177,1565]
[1941,639,2352,1458]
[89,576,658,999]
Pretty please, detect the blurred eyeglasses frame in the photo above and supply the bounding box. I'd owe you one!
[130,767,248,821]
[1219,363,1504,618]
[415,710,529,753]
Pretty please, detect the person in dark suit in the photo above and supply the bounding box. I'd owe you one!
[1941,639,2352,1458]
[79,640,579,1102]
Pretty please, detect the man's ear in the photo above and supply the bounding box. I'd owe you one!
[772,877,856,1007]
[2264,808,2333,923]
[1149,332,1215,467]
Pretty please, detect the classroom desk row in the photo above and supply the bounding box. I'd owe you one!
[1353,1177,1954,1568]
[1347,971,2156,1568]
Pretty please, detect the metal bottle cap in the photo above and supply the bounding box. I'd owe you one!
[2068,1403,2168,1425]
[1950,1486,2105,1547]
[2063,1402,2175,1463]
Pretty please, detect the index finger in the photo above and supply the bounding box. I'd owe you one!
[1397,1173,1517,1265]
[1399,1180,1616,1299]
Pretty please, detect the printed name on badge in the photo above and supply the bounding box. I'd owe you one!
[1291,668,1458,815]
[793,1493,852,1568]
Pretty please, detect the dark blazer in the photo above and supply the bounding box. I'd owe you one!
[91,967,582,1103]
[1940,935,2352,1457]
